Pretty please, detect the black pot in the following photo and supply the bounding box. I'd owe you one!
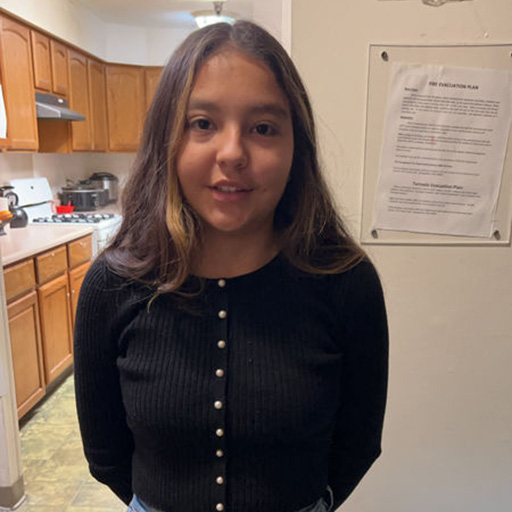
[59,188,109,211]
[10,206,28,228]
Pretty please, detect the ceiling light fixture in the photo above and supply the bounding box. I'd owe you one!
[192,1,236,28]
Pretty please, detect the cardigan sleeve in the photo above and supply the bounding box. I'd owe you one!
[73,257,135,505]
[327,260,389,509]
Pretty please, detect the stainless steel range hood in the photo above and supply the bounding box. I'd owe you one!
[35,92,86,121]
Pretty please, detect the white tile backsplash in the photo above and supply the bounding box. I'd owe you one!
[0,152,135,204]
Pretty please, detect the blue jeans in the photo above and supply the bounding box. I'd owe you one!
[127,487,334,512]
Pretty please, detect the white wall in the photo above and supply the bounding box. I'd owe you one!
[252,0,283,42]
[105,24,192,66]
[292,1,512,511]
[0,0,192,65]
[0,0,107,58]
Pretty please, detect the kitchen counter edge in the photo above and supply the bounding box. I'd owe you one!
[0,224,95,267]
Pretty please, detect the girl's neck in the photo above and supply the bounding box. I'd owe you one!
[192,228,281,279]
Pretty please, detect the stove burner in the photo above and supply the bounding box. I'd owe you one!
[32,213,116,224]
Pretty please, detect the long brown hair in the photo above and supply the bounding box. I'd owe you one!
[105,20,365,293]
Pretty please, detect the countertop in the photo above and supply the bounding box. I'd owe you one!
[0,224,94,266]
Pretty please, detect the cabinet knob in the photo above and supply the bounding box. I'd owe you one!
[51,252,55,257]
[72,290,76,294]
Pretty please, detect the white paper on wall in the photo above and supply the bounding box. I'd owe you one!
[373,62,512,237]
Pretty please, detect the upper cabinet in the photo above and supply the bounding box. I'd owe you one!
[0,11,164,154]
[144,66,163,112]
[106,64,145,152]
[31,31,52,92]
[50,40,69,96]
[68,49,92,151]
[88,59,108,152]
[32,32,69,97]
[0,15,39,151]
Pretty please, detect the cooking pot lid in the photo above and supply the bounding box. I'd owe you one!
[90,172,118,181]
[61,187,104,192]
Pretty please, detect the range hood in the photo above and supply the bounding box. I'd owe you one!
[35,92,86,121]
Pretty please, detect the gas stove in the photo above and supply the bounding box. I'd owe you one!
[8,178,122,256]
[32,213,117,224]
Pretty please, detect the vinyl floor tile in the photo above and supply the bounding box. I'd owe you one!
[71,482,126,509]
[17,373,126,512]
[23,479,83,506]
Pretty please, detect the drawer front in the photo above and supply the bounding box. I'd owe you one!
[68,235,92,268]
[36,245,68,284]
[4,259,36,302]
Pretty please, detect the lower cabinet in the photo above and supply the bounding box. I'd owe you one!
[38,273,73,385]
[69,260,92,325]
[7,291,45,419]
[4,234,93,419]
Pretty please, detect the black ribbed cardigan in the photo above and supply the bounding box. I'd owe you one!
[74,255,388,512]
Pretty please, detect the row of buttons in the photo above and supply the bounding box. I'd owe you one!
[215,278,227,512]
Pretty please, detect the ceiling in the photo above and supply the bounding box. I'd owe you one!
[76,0,254,29]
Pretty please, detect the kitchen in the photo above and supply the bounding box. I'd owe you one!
[0,1,278,510]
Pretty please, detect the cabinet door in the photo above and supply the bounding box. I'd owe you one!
[69,260,92,327]
[106,64,145,152]
[4,258,36,302]
[31,30,51,92]
[0,16,39,151]
[144,66,163,112]
[50,40,69,96]
[8,291,46,419]
[35,244,68,285]
[68,234,93,269]
[88,60,108,151]
[68,49,92,151]
[38,273,73,384]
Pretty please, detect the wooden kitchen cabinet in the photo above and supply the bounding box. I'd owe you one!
[3,258,36,302]
[88,59,108,151]
[68,235,93,326]
[3,233,93,417]
[69,260,92,325]
[8,291,45,419]
[68,235,93,268]
[1,12,165,154]
[4,259,45,419]
[68,49,92,151]
[38,273,73,384]
[31,30,52,92]
[35,244,68,284]
[106,64,145,152]
[50,39,69,96]
[31,31,69,97]
[144,66,163,112]
[0,15,39,151]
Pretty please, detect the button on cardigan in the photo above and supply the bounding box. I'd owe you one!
[74,254,388,512]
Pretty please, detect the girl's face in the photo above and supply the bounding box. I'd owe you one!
[176,47,294,243]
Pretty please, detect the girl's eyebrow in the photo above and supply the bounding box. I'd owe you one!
[188,100,290,120]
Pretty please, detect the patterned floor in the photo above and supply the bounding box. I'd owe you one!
[16,373,125,512]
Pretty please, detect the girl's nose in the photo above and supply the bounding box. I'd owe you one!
[216,127,248,170]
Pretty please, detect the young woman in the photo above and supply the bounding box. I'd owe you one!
[74,20,388,512]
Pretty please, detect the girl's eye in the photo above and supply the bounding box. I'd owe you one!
[254,123,276,136]
[190,118,212,131]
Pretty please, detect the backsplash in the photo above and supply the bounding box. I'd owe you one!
[0,152,135,203]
